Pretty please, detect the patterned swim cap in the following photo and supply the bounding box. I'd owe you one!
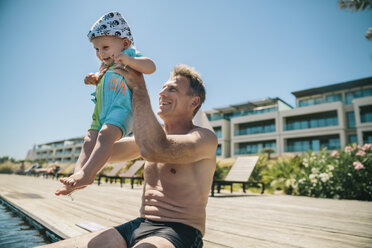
[87,12,134,45]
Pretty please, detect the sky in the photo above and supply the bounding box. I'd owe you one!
[0,0,371,160]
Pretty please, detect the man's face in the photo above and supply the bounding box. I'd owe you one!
[157,75,195,120]
[91,36,125,66]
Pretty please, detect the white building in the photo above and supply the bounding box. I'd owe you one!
[206,76,372,158]
[25,137,84,163]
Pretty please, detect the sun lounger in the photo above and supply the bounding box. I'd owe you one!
[118,160,145,189]
[45,163,70,179]
[56,164,75,179]
[211,156,264,196]
[97,162,128,185]
[32,163,53,177]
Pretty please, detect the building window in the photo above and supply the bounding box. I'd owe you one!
[325,93,342,103]
[235,140,276,155]
[285,135,340,152]
[360,105,372,123]
[64,149,72,155]
[363,131,372,144]
[345,88,372,104]
[75,148,82,155]
[284,111,338,131]
[242,107,277,117]
[216,144,222,156]
[348,135,357,144]
[299,96,324,107]
[63,158,71,163]
[346,112,356,128]
[74,139,84,145]
[213,126,222,138]
[235,120,275,136]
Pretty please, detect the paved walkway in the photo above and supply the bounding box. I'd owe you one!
[0,174,371,248]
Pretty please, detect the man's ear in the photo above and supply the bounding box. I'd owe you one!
[122,38,131,49]
[191,96,200,107]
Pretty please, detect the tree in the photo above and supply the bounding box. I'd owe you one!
[339,0,372,40]
[261,148,275,160]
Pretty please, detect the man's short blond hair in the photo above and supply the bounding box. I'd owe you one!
[171,64,206,116]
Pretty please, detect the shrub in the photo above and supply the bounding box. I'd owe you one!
[295,148,335,198]
[294,144,372,200]
[0,164,14,174]
[262,155,301,194]
[331,144,372,200]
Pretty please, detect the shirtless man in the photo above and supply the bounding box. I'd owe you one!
[41,64,217,248]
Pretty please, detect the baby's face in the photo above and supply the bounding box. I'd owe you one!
[91,36,125,66]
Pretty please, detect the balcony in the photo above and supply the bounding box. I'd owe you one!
[284,111,338,131]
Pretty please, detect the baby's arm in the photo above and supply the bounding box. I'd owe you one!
[84,64,110,85]
[114,52,156,74]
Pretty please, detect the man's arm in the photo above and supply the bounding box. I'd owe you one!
[113,65,217,164]
[148,128,218,164]
[109,137,141,162]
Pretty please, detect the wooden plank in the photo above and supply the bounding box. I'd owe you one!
[0,174,371,248]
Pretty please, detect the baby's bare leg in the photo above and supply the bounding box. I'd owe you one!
[75,129,99,172]
[82,124,122,176]
[59,130,98,186]
[56,124,122,195]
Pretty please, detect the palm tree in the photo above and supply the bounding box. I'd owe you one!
[338,0,372,40]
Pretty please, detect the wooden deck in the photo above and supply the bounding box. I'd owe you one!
[0,174,371,248]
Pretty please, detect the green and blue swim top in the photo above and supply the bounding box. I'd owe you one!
[90,48,143,137]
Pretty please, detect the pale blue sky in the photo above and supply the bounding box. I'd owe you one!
[0,0,371,159]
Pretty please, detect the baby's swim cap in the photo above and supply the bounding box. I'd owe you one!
[87,12,134,45]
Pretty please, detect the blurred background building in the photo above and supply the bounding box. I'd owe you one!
[26,76,372,161]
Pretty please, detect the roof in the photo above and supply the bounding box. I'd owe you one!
[292,76,372,98]
[43,136,85,145]
[206,97,293,114]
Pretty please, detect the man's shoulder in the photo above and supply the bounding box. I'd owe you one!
[191,125,215,134]
[190,126,218,143]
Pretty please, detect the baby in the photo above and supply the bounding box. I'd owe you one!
[56,12,155,194]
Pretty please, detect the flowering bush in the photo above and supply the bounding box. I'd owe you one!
[294,144,372,200]
[294,149,336,198]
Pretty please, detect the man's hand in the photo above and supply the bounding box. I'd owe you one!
[55,170,93,196]
[113,63,146,91]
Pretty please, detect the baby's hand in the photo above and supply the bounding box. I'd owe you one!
[114,51,130,65]
[84,73,99,85]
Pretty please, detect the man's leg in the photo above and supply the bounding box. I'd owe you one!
[133,236,175,248]
[36,227,127,248]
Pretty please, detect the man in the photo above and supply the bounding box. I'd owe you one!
[41,64,217,248]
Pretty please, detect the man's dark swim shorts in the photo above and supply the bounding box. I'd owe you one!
[114,217,203,248]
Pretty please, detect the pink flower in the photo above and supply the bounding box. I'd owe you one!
[356,150,366,156]
[331,150,339,157]
[362,144,371,151]
[344,146,353,153]
[353,161,364,170]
